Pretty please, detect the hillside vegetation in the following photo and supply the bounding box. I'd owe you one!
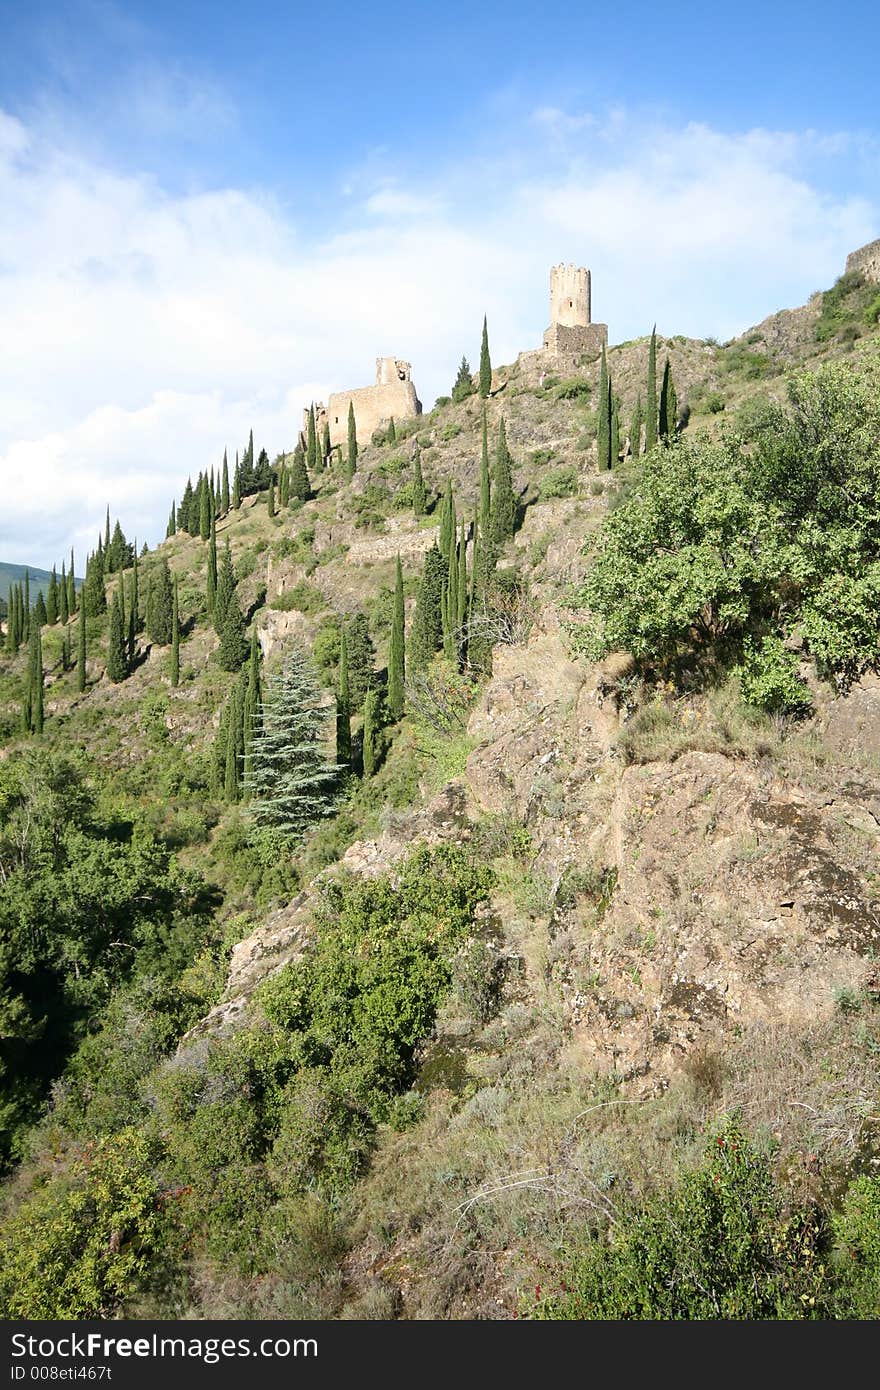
[1,271,879,1320]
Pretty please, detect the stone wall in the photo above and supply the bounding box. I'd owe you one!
[845,239,880,285]
[542,322,607,357]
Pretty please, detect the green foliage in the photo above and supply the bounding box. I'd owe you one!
[721,342,778,379]
[479,315,492,398]
[244,643,338,840]
[576,355,880,691]
[533,1122,828,1319]
[538,464,579,500]
[0,1129,175,1317]
[106,592,128,683]
[146,556,174,645]
[554,377,592,400]
[490,417,517,544]
[270,581,325,615]
[388,556,406,720]
[409,545,446,669]
[831,1175,880,1317]
[214,542,248,671]
[815,270,874,343]
[738,636,812,715]
[451,356,476,403]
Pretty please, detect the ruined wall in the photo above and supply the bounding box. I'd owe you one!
[303,357,421,450]
[549,264,591,327]
[542,322,607,357]
[845,239,880,285]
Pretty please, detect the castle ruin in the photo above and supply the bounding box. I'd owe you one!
[845,239,880,285]
[305,356,422,452]
[517,263,608,378]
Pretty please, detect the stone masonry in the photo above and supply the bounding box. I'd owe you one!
[845,239,880,285]
[306,356,422,451]
[517,264,608,379]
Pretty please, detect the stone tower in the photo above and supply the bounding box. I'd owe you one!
[549,264,592,328]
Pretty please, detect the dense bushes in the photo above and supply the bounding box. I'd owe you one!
[577,354,880,704]
[532,1121,876,1320]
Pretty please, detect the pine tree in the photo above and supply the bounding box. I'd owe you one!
[47,568,58,625]
[307,405,318,473]
[59,563,69,625]
[409,545,446,668]
[479,314,492,398]
[480,406,491,539]
[597,345,610,471]
[289,443,310,502]
[244,644,339,838]
[412,443,426,517]
[362,687,379,777]
[346,401,358,478]
[490,417,517,544]
[77,613,87,693]
[106,592,128,682]
[170,578,180,687]
[148,557,174,645]
[388,556,405,720]
[451,356,475,402]
[221,451,230,513]
[645,326,658,452]
[336,629,352,766]
[215,542,247,670]
[629,394,643,459]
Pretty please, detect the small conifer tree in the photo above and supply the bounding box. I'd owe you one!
[479,315,492,397]
[388,555,405,720]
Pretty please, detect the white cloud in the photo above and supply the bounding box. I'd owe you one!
[0,104,876,568]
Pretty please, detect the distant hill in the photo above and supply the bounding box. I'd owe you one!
[0,562,80,604]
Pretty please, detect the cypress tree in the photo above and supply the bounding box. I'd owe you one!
[167,501,177,538]
[34,592,48,628]
[387,417,396,443]
[106,592,128,683]
[244,644,339,838]
[597,345,610,471]
[611,393,620,469]
[645,326,658,452]
[215,542,247,670]
[131,548,140,634]
[77,612,86,692]
[6,587,17,654]
[344,403,355,478]
[490,417,517,545]
[199,475,211,540]
[170,578,180,687]
[103,507,111,566]
[243,627,262,781]
[224,677,245,803]
[629,394,643,459]
[321,421,331,465]
[388,556,405,721]
[24,571,30,628]
[344,612,375,706]
[214,468,221,517]
[148,557,174,644]
[479,314,492,398]
[62,624,71,673]
[439,478,455,560]
[336,629,352,766]
[362,687,379,777]
[409,545,446,668]
[222,451,230,513]
[267,475,276,517]
[30,623,44,734]
[279,459,290,508]
[59,564,69,626]
[660,357,678,442]
[412,443,426,517]
[307,404,318,473]
[480,406,491,539]
[233,454,241,509]
[457,518,468,629]
[47,568,58,625]
[82,552,106,618]
[289,443,310,502]
[68,551,76,616]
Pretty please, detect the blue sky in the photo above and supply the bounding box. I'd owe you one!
[1,0,879,567]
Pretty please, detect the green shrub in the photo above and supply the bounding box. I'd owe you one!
[554,377,592,400]
[538,465,579,501]
[270,581,325,615]
[738,636,813,716]
[532,1121,828,1319]
[831,1175,880,1317]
